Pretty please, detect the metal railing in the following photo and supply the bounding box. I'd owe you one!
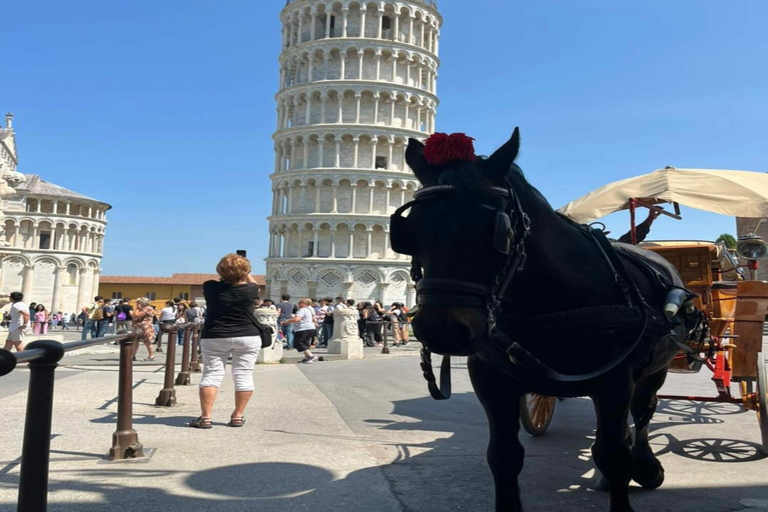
[0,332,142,512]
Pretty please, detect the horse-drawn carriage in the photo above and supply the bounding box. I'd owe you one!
[520,168,768,453]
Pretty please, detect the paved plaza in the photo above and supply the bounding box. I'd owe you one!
[0,337,767,512]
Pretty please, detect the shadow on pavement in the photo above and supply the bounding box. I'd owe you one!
[0,393,766,511]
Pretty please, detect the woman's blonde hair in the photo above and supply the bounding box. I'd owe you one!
[136,297,150,307]
[216,253,251,284]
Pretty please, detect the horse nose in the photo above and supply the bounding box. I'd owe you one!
[412,309,475,355]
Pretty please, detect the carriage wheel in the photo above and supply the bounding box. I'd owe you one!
[756,352,768,454]
[520,393,556,436]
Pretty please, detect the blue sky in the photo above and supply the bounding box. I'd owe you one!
[4,1,767,275]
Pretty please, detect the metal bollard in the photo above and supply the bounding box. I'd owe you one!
[18,340,65,512]
[109,332,144,460]
[381,321,390,354]
[190,325,201,372]
[175,325,192,386]
[155,325,177,406]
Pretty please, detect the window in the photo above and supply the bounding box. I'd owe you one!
[306,241,315,257]
[145,292,156,301]
[67,264,78,286]
[112,292,123,299]
[39,232,52,250]
[375,156,388,169]
[329,15,336,36]
[382,16,391,30]
[179,292,189,300]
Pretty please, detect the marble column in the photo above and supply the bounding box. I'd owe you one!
[360,8,367,37]
[365,228,372,257]
[330,229,337,257]
[313,229,320,257]
[91,268,101,299]
[310,13,317,40]
[22,264,34,300]
[51,266,66,313]
[347,231,354,259]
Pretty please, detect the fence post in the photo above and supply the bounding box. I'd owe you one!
[175,325,192,386]
[18,340,65,512]
[190,325,201,372]
[155,325,177,406]
[381,321,390,354]
[109,332,144,460]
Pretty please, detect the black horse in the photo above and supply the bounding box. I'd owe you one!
[391,129,695,512]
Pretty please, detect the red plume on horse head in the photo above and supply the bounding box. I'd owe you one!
[422,132,477,166]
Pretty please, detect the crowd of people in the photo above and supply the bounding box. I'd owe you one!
[271,294,410,352]
[1,252,412,430]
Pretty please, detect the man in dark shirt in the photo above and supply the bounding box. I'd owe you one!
[276,294,297,349]
[115,298,134,332]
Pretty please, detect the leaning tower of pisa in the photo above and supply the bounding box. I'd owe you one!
[266,0,441,306]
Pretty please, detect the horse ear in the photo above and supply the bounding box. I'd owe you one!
[406,138,436,185]
[485,127,520,180]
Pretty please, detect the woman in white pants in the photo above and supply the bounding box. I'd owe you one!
[190,254,261,429]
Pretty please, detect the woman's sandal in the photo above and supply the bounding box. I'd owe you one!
[227,416,246,427]
[142,357,155,361]
[189,416,212,429]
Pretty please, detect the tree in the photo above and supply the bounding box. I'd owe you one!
[715,233,737,250]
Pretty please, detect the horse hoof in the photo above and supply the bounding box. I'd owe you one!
[631,466,665,489]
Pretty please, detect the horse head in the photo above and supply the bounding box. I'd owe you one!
[391,129,528,356]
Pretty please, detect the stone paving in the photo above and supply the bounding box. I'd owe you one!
[0,340,766,511]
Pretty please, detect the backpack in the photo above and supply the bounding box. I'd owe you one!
[90,305,104,320]
[398,311,407,323]
[116,312,127,322]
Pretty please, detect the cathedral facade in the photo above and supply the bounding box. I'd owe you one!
[265,0,441,306]
[0,114,109,314]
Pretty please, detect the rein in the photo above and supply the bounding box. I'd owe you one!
[401,182,657,400]
[397,181,531,400]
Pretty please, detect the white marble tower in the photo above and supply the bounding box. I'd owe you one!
[266,0,441,306]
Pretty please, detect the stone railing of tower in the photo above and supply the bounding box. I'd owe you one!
[286,0,437,6]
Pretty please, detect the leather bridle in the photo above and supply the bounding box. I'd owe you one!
[397,180,531,338]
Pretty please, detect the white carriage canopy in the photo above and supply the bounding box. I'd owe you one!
[558,168,768,223]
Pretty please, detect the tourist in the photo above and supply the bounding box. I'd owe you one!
[362,301,380,347]
[276,294,297,350]
[59,311,70,330]
[50,311,59,330]
[81,296,104,340]
[187,301,205,325]
[175,303,189,345]
[281,298,318,363]
[190,253,261,429]
[98,301,115,337]
[319,297,334,347]
[131,297,156,361]
[3,292,29,352]
[33,304,49,335]
[388,302,408,346]
[115,298,133,332]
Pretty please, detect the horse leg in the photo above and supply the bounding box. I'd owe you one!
[630,368,667,489]
[468,355,525,512]
[592,379,635,512]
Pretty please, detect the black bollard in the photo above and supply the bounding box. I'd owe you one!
[381,321,390,354]
[175,326,192,386]
[190,325,201,373]
[155,325,177,406]
[17,340,65,512]
[110,332,144,460]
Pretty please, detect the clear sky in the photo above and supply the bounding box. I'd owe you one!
[4,1,767,275]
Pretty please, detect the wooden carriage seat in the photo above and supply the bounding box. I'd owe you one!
[639,242,738,339]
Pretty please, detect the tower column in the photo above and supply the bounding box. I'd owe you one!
[347,230,354,259]
[350,184,358,213]
[313,229,320,257]
[352,137,360,168]
[310,13,317,40]
[330,228,337,258]
[341,9,348,38]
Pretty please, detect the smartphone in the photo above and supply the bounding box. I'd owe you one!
[236,250,247,257]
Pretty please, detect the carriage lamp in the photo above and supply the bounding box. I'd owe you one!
[736,234,768,280]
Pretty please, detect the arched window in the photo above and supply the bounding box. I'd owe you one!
[67,264,78,286]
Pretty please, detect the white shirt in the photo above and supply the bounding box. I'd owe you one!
[9,302,29,331]
[159,307,176,322]
[295,307,316,332]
